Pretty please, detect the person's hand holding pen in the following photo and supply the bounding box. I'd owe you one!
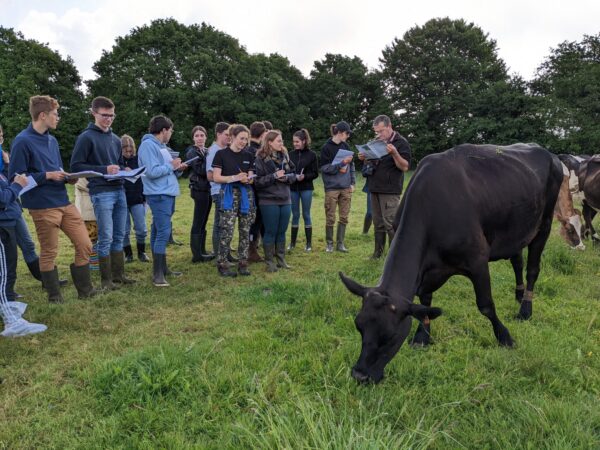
[296,167,305,181]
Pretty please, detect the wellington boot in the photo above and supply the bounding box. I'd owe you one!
[99,255,118,290]
[248,240,263,263]
[288,226,299,251]
[371,231,386,259]
[111,251,136,284]
[304,227,312,252]
[40,268,64,303]
[70,263,100,299]
[263,243,278,273]
[137,243,150,262]
[336,223,349,253]
[152,253,169,287]
[124,245,134,263]
[325,225,334,253]
[275,241,291,269]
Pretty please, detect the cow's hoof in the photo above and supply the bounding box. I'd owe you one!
[516,302,532,321]
[410,332,431,348]
[498,332,514,348]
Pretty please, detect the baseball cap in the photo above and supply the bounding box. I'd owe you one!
[335,121,352,135]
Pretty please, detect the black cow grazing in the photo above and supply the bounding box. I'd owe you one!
[340,144,570,384]
[576,155,600,240]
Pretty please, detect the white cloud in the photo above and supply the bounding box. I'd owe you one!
[12,0,600,84]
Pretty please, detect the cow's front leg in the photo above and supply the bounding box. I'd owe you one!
[469,264,514,347]
[582,201,596,240]
[411,292,433,347]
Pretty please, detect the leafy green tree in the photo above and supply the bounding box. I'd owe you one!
[0,27,85,160]
[89,19,309,149]
[381,17,537,161]
[531,33,600,154]
[305,54,392,150]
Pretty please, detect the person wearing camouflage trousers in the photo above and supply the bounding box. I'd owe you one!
[217,188,256,275]
[211,124,256,277]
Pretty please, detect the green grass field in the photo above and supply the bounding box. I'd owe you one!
[1,176,599,449]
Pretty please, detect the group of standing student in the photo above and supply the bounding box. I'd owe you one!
[0,98,411,336]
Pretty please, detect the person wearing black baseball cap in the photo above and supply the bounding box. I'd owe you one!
[319,121,355,253]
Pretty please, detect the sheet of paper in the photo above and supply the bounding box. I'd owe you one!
[18,176,37,197]
[65,170,104,180]
[332,149,355,165]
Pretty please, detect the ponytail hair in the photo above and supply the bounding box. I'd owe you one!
[293,128,311,149]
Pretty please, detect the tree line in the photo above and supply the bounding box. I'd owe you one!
[1,17,599,163]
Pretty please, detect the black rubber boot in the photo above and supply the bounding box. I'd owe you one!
[199,230,215,261]
[152,253,169,287]
[336,223,349,252]
[70,263,100,299]
[99,255,118,290]
[27,258,68,287]
[275,241,291,269]
[325,225,334,253]
[263,243,278,272]
[288,226,299,250]
[305,227,312,252]
[110,251,136,284]
[371,231,386,259]
[191,233,203,263]
[168,232,183,246]
[124,245,134,263]
[137,243,150,262]
[40,268,64,303]
[163,254,182,277]
[363,214,373,234]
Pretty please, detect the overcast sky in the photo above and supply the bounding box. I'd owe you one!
[2,0,599,82]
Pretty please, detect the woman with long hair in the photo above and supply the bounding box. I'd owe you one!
[185,125,214,262]
[254,130,296,272]
[211,124,256,277]
[288,128,318,251]
[121,134,149,263]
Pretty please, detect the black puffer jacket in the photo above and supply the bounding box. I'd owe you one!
[185,146,210,196]
[289,148,319,191]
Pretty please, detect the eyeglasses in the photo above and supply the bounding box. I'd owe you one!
[94,111,116,119]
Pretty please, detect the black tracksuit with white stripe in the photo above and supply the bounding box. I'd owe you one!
[0,174,24,323]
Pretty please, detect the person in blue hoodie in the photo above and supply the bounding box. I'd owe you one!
[9,95,98,303]
[138,115,187,287]
[0,171,48,337]
[70,96,134,290]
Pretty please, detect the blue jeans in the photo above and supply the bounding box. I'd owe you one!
[15,214,38,263]
[124,203,148,247]
[91,190,128,257]
[260,204,292,245]
[146,195,175,254]
[290,190,313,227]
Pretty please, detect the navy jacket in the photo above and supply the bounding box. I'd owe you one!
[8,124,70,209]
[0,173,23,227]
[70,123,124,195]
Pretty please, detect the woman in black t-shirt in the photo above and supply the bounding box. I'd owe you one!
[211,124,256,277]
[184,125,214,263]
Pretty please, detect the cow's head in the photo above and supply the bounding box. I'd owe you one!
[340,272,442,384]
[556,209,585,250]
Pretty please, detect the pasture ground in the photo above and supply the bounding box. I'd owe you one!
[0,176,598,449]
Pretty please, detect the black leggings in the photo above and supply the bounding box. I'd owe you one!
[191,191,212,234]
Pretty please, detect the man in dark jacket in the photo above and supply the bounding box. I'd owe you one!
[9,95,98,303]
[71,96,134,289]
[360,115,411,258]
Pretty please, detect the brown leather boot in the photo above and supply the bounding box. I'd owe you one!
[248,240,264,262]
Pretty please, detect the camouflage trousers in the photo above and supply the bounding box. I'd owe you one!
[217,188,256,264]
